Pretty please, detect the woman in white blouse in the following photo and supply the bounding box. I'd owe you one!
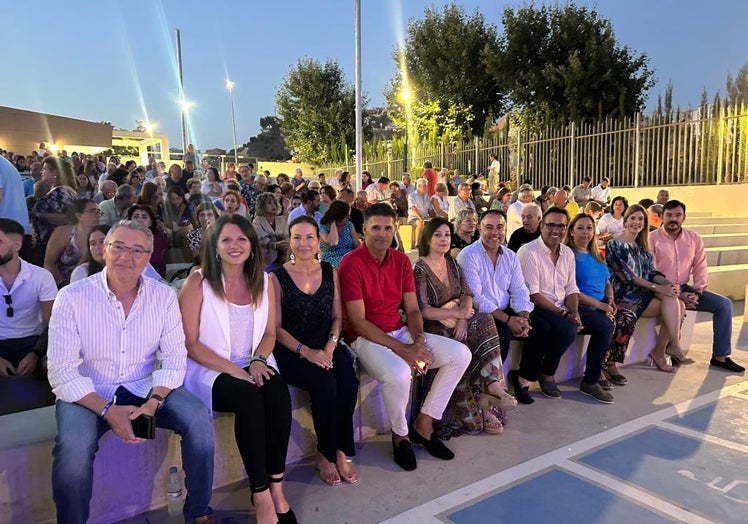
[179,214,295,524]
[596,195,628,242]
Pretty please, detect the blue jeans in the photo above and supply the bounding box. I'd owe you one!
[52,386,215,523]
[682,286,732,357]
[578,306,615,383]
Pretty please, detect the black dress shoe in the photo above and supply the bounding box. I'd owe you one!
[392,436,417,470]
[409,428,455,460]
[710,357,745,373]
[277,508,297,524]
[508,370,534,404]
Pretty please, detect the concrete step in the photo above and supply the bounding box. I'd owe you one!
[701,232,748,248]
[689,223,748,235]
[705,245,748,266]
[705,263,748,300]
[687,216,748,225]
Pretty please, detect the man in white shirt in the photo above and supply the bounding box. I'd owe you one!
[506,185,535,238]
[448,183,476,220]
[456,211,532,366]
[399,173,415,195]
[47,221,215,524]
[0,218,56,377]
[99,184,136,226]
[366,177,389,204]
[515,207,580,401]
[590,177,611,205]
[288,189,322,223]
[407,178,432,249]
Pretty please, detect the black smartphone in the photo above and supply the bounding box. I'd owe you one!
[132,414,155,439]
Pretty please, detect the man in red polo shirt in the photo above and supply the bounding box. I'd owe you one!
[422,161,437,196]
[339,203,470,471]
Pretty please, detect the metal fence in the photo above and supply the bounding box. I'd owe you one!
[318,104,748,189]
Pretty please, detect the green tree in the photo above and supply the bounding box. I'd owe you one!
[275,58,365,165]
[726,62,748,107]
[386,3,504,142]
[494,3,655,126]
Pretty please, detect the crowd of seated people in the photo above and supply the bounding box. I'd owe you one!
[2,146,746,522]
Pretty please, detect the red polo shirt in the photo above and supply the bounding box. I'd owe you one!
[339,243,415,342]
[423,168,437,196]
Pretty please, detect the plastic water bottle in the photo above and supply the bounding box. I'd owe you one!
[166,466,183,516]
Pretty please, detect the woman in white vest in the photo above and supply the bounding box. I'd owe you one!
[179,214,295,524]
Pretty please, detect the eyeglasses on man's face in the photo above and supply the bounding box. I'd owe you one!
[106,242,151,258]
[542,222,568,229]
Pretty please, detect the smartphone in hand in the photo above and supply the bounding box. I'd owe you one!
[132,414,155,439]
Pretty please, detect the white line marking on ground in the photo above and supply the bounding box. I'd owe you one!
[381,380,747,524]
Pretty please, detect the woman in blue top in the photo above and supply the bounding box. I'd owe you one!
[563,213,616,403]
[319,201,360,268]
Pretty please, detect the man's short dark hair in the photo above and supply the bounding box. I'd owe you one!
[423,161,433,169]
[583,176,591,182]
[479,209,506,225]
[663,199,686,213]
[364,202,397,223]
[542,206,570,222]
[638,198,655,209]
[377,177,389,185]
[301,189,319,204]
[0,218,24,236]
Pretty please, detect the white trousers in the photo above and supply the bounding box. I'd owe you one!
[351,327,471,437]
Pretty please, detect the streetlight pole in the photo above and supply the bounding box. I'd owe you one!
[402,87,411,173]
[226,80,238,165]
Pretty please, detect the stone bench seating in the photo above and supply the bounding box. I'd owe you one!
[0,310,697,524]
[700,232,748,249]
[690,223,748,235]
[705,245,748,267]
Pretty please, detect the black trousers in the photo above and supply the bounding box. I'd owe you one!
[275,346,359,463]
[212,371,291,492]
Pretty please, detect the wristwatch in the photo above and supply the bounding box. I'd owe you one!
[328,334,339,343]
[148,393,165,411]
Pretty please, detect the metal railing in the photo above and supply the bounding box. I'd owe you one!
[317,104,748,188]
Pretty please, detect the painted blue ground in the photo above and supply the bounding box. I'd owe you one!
[447,468,672,524]
[578,426,748,524]
[668,397,748,446]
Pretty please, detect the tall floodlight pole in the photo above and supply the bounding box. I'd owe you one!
[176,29,188,158]
[226,80,238,164]
[354,0,363,192]
[402,87,411,172]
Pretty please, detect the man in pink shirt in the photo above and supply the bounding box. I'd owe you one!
[651,200,744,373]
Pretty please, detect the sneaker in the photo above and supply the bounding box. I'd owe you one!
[538,375,562,399]
[710,357,745,373]
[580,381,615,404]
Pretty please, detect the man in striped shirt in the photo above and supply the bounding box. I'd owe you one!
[47,220,216,524]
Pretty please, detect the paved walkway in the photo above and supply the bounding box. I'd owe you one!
[120,306,748,524]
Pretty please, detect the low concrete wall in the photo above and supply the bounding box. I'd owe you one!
[609,184,748,216]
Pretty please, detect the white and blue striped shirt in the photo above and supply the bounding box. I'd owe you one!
[47,268,187,403]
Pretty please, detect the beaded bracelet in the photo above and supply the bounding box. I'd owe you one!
[295,342,303,357]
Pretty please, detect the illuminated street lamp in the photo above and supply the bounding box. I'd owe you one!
[401,87,412,172]
[178,98,193,158]
[226,79,238,165]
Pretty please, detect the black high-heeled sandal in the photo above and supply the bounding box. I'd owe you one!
[268,476,297,524]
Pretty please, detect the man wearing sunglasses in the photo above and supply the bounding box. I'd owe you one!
[0,218,57,378]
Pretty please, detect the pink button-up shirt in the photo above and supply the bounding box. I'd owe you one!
[650,227,708,289]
